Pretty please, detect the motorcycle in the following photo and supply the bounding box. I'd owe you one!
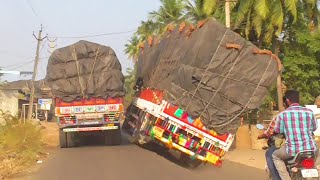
[256,124,320,180]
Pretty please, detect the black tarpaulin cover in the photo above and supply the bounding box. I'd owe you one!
[136,19,280,134]
[46,40,125,102]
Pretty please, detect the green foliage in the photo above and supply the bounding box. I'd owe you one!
[124,35,141,62]
[282,30,320,105]
[123,67,136,108]
[185,0,220,22]
[0,111,42,178]
[149,0,186,25]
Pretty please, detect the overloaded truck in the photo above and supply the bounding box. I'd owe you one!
[46,40,125,148]
[122,19,281,167]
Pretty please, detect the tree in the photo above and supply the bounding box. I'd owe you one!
[281,29,320,104]
[124,0,187,61]
[185,0,219,22]
[124,35,141,62]
[233,0,319,43]
[123,67,136,107]
[137,20,160,40]
[149,0,186,30]
[232,0,319,110]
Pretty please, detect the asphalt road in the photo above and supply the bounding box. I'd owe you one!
[25,135,265,180]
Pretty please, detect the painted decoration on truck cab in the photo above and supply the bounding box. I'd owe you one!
[72,106,84,113]
[96,105,107,112]
[107,104,119,111]
[84,106,95,113]
[60,107,71,114]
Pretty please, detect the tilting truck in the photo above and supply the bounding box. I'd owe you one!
[122,19,281,167]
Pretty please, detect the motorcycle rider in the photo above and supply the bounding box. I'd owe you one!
[258,115,282,179]
[259,89,318,180]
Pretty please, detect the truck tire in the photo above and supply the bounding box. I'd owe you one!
[104,129,122,146]
[59,129,67,148]
[179,153,203,169]
[66,132,76,148]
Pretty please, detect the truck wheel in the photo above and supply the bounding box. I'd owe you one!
[104,129,122,145]
[179,153,203,169]
[59,129,67,148]
[66,132,76,148]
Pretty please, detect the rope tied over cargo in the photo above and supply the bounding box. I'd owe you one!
[212,55,274,128]
[85,46,101,94]
[72,45,86,98]
[253,49,282,71]
[185,29,228,111]
[198,34,244,120]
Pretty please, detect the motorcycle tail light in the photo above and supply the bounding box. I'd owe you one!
[300,158,315,169]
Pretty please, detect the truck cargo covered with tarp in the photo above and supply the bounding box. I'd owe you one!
[136,19,281,134]
[45,40,125,102]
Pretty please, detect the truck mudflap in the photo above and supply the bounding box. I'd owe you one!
[63,125,119,132]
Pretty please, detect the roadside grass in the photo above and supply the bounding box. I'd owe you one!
[0,112,42,179]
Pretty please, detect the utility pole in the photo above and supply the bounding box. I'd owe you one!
[225,0,231,28]
[27,25,47,120]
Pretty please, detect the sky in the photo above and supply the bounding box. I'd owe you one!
[0,0,161,82]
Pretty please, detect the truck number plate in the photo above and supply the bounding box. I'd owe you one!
[301,169,319,178]
[76,113,103,119]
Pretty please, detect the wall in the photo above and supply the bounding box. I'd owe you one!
[0,90,19,116]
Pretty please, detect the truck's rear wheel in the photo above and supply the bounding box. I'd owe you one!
[179,153,203,169]
[59,129,67,148]
[66,132,76,148]
[104,129,122,145]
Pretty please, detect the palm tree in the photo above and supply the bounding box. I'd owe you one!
[233,0,319,111]
[185,0,229,23]
[149,0,186,30]
[136,20,160,40]
[124,35,141,62]
[233,0,319,43]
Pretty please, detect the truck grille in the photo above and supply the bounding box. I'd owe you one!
[104,112,121,121]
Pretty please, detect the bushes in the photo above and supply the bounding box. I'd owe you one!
[0,111,42,179]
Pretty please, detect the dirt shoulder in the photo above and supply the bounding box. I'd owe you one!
[224,149,266,170]
[6,122,59,180]
[40,122,59,149]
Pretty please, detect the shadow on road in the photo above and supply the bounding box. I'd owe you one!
[71,131,132,147]
[72,131,205,169]
[137,142,205,169]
